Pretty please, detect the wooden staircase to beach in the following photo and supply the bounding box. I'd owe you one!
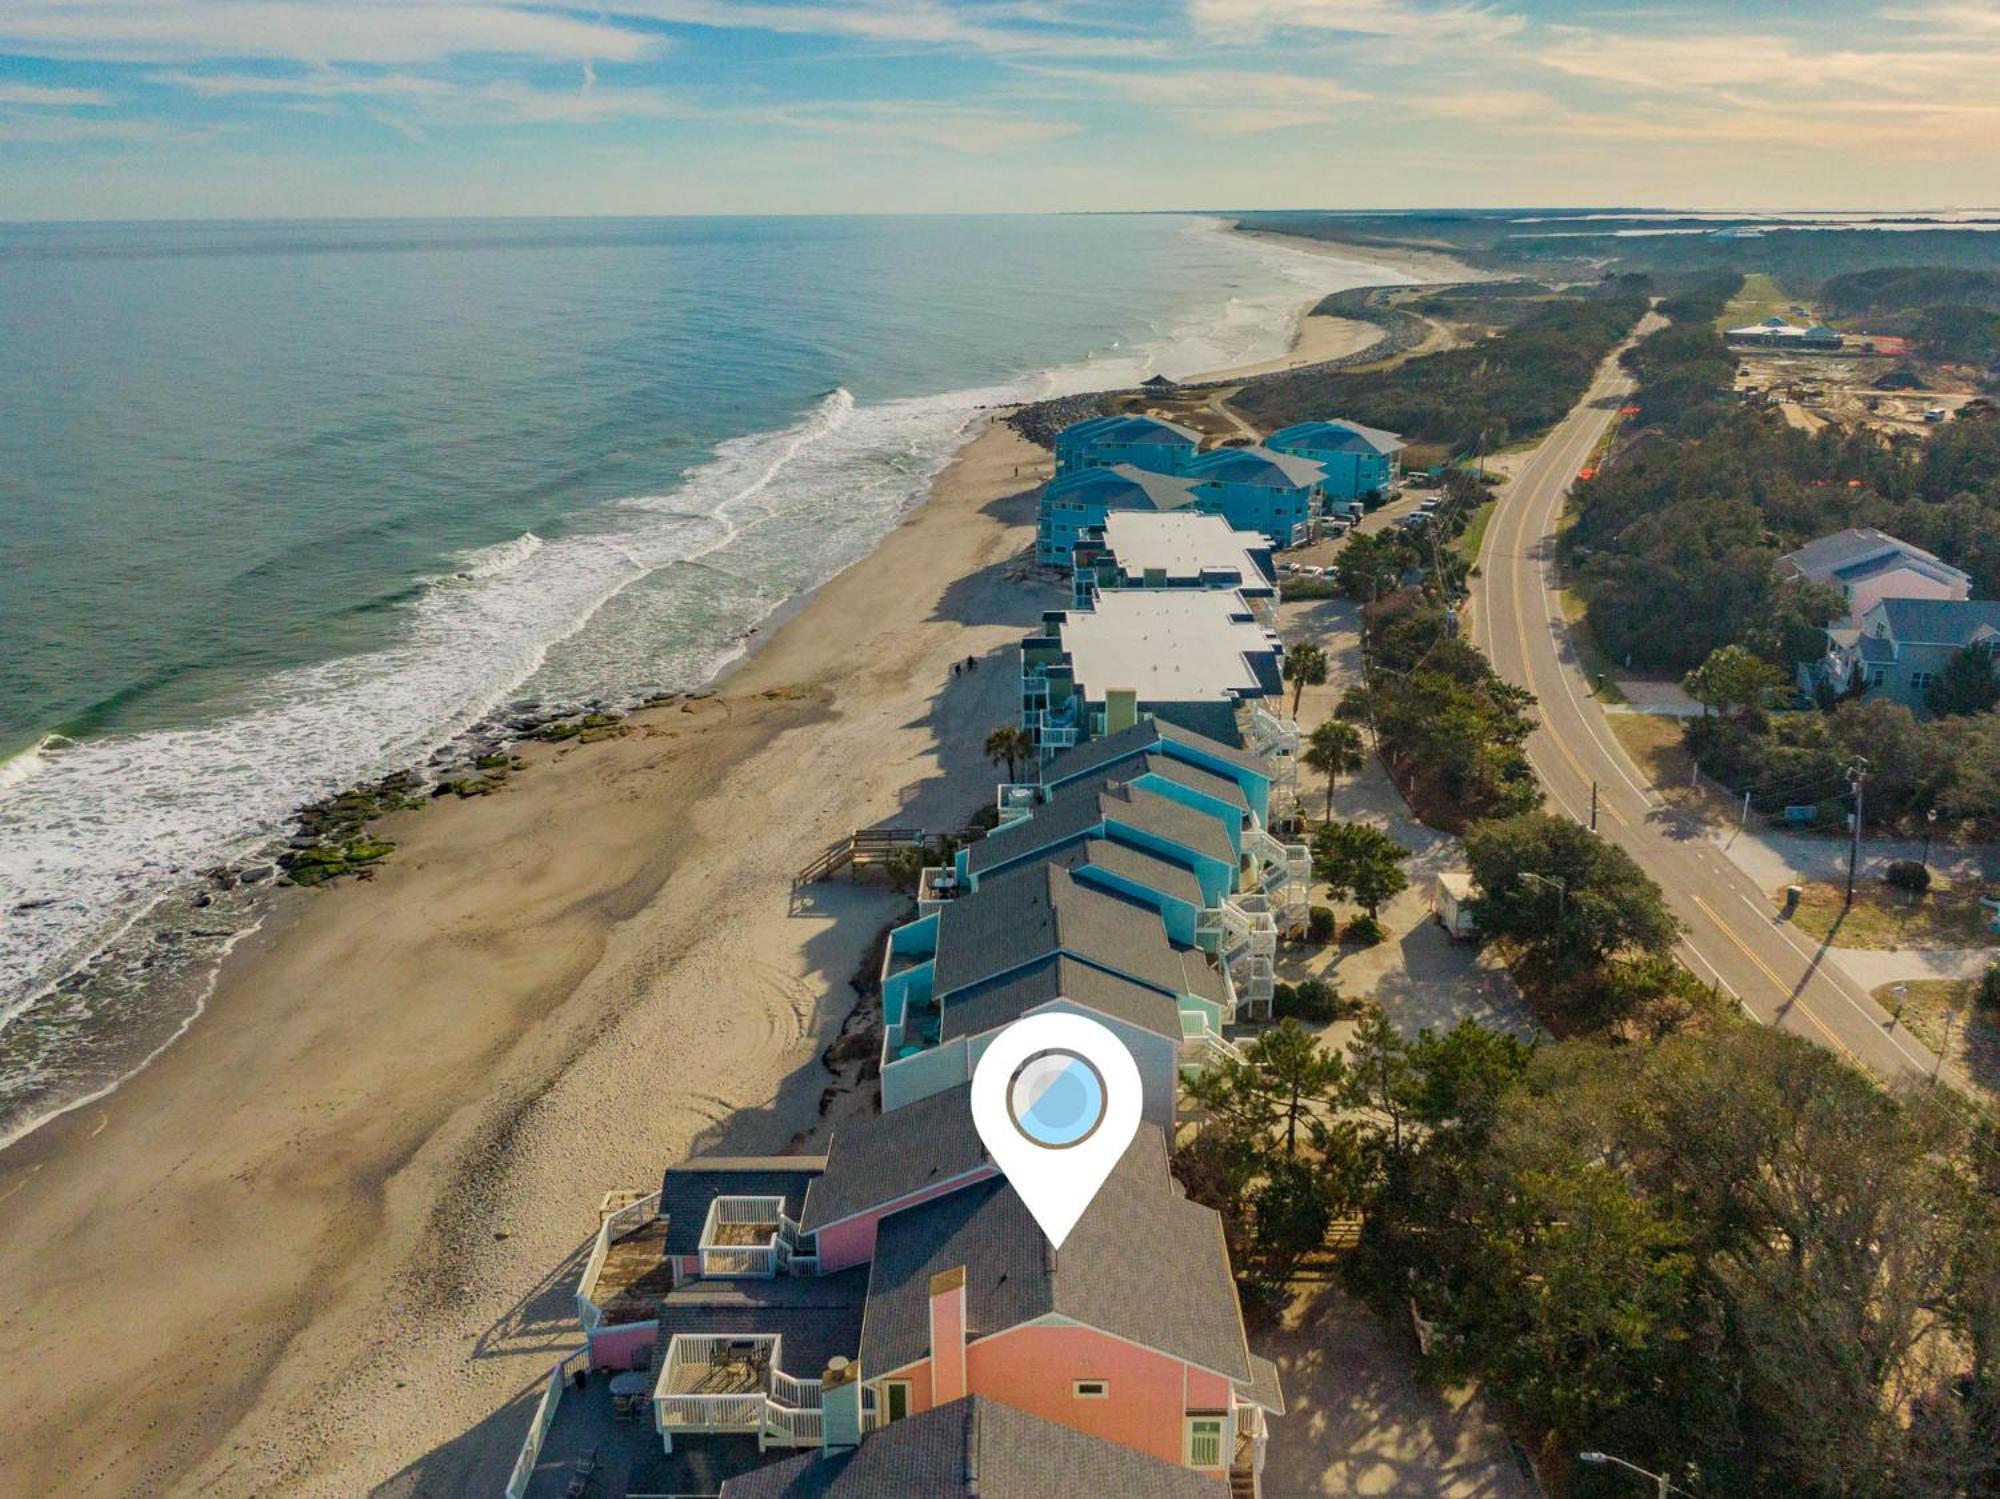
[796,828,929,884]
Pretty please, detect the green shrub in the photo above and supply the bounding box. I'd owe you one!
[1307,906,1337,944]
[1275,978,1347,1023]
[1342,914,1386,947]
[1980,964,2000,1011]
[1885,859,1932,895]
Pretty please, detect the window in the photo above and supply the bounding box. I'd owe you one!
[1073,1380,1109,1399]
[882,1381,911,1423]
[1871,668,1887,686]
[1911,671,1937,692]
[1185,1415,1226,1468]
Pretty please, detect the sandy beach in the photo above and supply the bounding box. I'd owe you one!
[1238,226,1489,287]
[0,264,1388,1499]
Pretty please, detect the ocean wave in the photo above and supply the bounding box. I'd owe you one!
[0,219,1393,1142]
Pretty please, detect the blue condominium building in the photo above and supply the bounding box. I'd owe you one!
[1264,420,1404,502]
[1053,414,1201,477]
[1181,445,1327,547]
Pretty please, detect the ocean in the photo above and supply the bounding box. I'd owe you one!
[0,212,1394,1146]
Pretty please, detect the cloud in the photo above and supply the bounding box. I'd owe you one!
[1033,64,1366,133]
[0,1,660,65]
[747,99,1080,153]
[1186,0,1524,45]
[599,0,1163,57]
[154,65,679,125]
[0,82,114,107]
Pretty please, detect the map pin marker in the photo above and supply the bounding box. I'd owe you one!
[970,1012,1143,1250]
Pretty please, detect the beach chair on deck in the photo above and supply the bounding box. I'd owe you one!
[564,1446,598,1497]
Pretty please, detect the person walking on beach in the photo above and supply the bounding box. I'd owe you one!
[966,655,978,673]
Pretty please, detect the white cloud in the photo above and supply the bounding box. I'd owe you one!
[0,82,114,107]
[749,99,1079,153]
[1033,64,1365,132]
[1186,0,1524,45]
[153,65,679,125]
[599,0,1162,56]
[0,1,660,65]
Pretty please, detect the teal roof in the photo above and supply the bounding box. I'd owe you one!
[1057,414,1200,448]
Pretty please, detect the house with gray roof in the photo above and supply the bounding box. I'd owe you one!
[878,860,1229,1119]
[1779,527,1971,626]
[719,1394,1231,1499]
[851,1126,1280,1491]
[1808,596,2000,713]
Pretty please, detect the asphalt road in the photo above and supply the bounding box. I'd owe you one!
[1471,332,1944,1088]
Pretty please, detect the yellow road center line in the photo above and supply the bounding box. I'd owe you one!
[1690,893,1856,1062]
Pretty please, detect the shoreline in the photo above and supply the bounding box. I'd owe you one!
[0,412,1058,1498]
[1233,225,1491,287]
[0,235,1377,1497]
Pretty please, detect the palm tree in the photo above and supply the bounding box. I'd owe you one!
[1303,720,1365,821]
[1284,643,1328,716]
[984,724,1033,782]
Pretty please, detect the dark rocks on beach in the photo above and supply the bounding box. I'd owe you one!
[12,897,55,913]
[240,864,273,883]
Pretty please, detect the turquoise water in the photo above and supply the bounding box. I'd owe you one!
[0,213,1389,1142]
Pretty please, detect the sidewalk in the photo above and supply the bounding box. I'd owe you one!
[1831,947,1996,989]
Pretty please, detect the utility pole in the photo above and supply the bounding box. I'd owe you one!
[1845,758,1869,909]
[1739,789,1752,831]
[1840,763,1872,903]
[1590,780,1599,832]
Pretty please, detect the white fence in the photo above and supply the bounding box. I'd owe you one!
[577,1189,662,1333]
[503,1346,590,1499]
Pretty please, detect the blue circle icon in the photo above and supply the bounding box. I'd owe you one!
[1008,1049,1107,1149]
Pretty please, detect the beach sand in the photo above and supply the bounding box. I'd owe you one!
[0,290,1359,1499]
[1238,227,1489,287]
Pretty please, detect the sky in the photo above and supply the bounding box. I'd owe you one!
[0,0,1996,219]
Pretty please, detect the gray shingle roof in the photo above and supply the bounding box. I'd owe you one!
[1045,464,1202,514]
[1185,445,1326,490]
[1050,837,1209,912]
[1040,718,1265,789]
[932,862,1225,1007]
[1267,418,1405,456]
[1246,1353,1286,1416]
[965,780,1233,878]
[662,1160,826,1257]
[798,1087,991,1235]
[1875,597,2000,646]
[940,953,1183,1043]
[859,1127,1252,1385]
[718,1395,1230,1498]
[1780,527,1964,586]
[652,1266,869,1383]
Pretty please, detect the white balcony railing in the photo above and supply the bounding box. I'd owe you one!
[1179,1029,1246,1074]
[506,1346,591,1499]
[995,783,1041,825]
[697,1196,805,1279]
[577,1189,662,1333]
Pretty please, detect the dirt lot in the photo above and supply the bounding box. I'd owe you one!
[1733,349,1981,438]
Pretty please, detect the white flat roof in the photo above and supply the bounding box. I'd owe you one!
[1060,590,1274,704]
[1099,512,1272,589]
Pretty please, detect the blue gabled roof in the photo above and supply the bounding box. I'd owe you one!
[1267,419,1405,456]
[1183,444,1326,490]
[1057,413,1201,448]
[1876,597,2000,647]
[1043,463,1200,512]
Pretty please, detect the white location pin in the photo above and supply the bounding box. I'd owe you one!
[970,1012,1142,1250]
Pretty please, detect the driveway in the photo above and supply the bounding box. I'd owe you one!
[1260,1283,1538,1499]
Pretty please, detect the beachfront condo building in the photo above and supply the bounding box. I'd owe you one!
[1035,464,1202,567]
[878,858,1233,1118]
[1180,446,1328,548]
[518,1088,1282,1499]
[1070,511,1277,624]
[922,722,1309,1016]
[1019,588,1284,757]
[1264,419,1405,502]
[1053,413,1201,477]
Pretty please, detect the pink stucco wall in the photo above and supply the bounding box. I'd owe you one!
[589,1321,658,1372]
[811,1167,1001,1273]
[889,1322,1223,1470]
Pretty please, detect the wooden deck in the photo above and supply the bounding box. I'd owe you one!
[664,1350,770,1397]
[594,1218,675,1326]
